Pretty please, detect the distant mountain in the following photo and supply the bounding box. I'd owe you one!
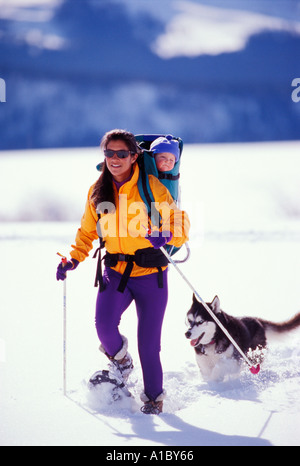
[0,0,300,149]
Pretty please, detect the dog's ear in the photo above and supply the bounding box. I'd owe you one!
[193,293,198,304]
[211,295,221,313]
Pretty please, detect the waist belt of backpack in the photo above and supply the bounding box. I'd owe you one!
[96,247,169,293]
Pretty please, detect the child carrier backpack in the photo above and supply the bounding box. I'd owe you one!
[135,134,190,263]
[94,134,190,294]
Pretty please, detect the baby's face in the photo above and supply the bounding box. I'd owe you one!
[155,152,176,172]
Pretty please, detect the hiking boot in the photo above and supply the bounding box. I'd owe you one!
[108,352,134,383]
[141,399,163,415]
[140,390,166,415]
[99,335,134,383]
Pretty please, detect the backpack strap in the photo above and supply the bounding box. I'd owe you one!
[137,154,161,229]
[137,154,155,214]
[93,246,105,291]
[93,211,106,292]
[159,173,180,181]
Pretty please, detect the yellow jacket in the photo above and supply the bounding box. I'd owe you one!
[70,163,190,277]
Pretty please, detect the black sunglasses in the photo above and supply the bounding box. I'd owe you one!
[104,149,135,159]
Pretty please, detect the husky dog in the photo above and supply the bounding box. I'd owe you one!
[185,294,300,382]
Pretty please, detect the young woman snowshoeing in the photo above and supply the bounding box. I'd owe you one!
[56,129,190,414]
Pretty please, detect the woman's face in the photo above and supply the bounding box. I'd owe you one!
[105,139,138,182]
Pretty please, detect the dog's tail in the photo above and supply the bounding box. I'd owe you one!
[260,312,300,335]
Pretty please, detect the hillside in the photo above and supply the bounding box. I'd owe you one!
[0,0,300,149]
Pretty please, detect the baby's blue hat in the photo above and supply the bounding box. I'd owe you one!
[150,135,180,162]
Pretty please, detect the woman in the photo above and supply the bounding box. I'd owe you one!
[57,129,190,414]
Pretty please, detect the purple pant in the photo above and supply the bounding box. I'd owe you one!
[95,267,168,401]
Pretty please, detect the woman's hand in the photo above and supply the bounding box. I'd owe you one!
[147,231,173,249]
[56,259,79,281]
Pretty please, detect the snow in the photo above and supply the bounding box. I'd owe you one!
[153,2,300,58]
[1,141,300,446]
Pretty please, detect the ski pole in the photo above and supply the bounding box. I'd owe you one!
[57,253,68,395]
[155,241,260,375]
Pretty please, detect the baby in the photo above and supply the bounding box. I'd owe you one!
[150,135,180,172]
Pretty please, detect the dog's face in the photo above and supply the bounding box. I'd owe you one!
[185,295,220,347]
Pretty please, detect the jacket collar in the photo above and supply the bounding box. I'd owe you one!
[113,163,139,193]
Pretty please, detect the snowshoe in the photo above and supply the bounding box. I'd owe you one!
[140,390,166,415]
[140,399,163,415]
[88,369,132,401]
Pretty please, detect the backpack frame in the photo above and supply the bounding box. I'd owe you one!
[135,134,190,263]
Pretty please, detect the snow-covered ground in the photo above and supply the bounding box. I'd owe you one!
[1,141,300,446]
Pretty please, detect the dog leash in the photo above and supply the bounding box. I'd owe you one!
[156,242,260,375]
